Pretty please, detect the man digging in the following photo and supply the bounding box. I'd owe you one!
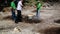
[35,0,42,20]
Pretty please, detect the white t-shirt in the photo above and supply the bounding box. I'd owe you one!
[17,1,22,10]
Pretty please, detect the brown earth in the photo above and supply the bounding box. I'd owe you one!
[0,3,60,34]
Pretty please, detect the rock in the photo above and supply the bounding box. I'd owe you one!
[13,27,21,32]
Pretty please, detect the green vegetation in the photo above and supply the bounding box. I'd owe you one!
[23,0,44,6]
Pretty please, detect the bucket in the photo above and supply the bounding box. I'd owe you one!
[28,14,34,19]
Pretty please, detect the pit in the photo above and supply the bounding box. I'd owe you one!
[54,19,60,23]
[44,27,60,34]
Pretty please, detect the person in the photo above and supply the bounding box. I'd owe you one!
[14,0,20,7]
[11,0,16,20]
[35,1,42,20]
[15,0,23,23]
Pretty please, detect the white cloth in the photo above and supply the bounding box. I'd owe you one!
[17,1,22,10]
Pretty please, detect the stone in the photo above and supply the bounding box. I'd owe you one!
[13,27,21,32]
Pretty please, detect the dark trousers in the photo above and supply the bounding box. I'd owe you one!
[36,9,40,20]
[11,9,16,20]
[36,9,38,17]
[16,10,22,22]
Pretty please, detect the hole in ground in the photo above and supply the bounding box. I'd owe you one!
[22,15,42,24]
[54,19,60,23]
[3,15,42,24]
[44,27,60,34]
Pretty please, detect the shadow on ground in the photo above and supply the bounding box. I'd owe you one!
[3,15,42,24]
